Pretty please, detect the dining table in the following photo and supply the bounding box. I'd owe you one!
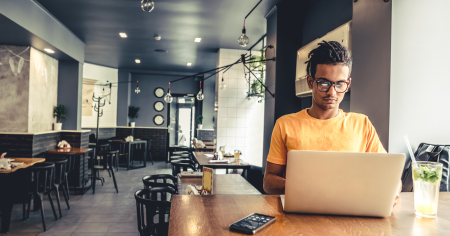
[193,152,252,179]
[46,148,93,194]
[195,146,216,152]
[168,192,450,236]
[177,174,260,195]
[109,139,147,170]
[0,158,45,233]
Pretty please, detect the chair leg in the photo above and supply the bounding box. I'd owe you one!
[38,195,47,232]
[107,169,111,178]
[61,183,70,209]
[47,191,58,221]
[26,194,32,220]
[110,169,119,193]
[64,173,70,200]
[92,169,96,194]
[150,152,154,165]
[54,186,63,218]
[23,195,30,221]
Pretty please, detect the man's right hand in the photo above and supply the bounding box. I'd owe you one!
[263,162,287,194]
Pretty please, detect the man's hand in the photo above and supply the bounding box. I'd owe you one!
[392,181,402,213]
[263,162,286,194]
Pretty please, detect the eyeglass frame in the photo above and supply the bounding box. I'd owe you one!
[310,76,351,93]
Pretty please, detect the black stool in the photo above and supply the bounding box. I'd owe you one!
[92,150,119,194]
[46,158,70,218]
[22,162,58,232]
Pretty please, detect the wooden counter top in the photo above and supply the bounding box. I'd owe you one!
[178,174,260,195]
[0,158,45,174]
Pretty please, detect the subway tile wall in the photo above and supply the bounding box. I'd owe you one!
[216,49,265,166]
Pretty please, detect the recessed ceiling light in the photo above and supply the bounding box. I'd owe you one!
[119,32,127,38]
[194,38,202,42]
[44,48,54,54]
[187,62,192,66]
[135,59,141,63]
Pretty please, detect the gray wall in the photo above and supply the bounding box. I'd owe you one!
[117,70,131,126]
[389,0,450,153]
[58,61,83,130]
[202,74,215,129]
[350,0,391,150]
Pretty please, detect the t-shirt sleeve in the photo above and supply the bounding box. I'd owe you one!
[365,117,387,153]
[266,120,288,165]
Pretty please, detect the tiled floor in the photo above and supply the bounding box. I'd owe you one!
[0,161,172,236]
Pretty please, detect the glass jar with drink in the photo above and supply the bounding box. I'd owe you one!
[412,161,443,218]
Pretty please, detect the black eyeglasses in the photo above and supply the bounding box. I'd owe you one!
[312,78,350,93]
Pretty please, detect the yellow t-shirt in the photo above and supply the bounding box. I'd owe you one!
[267,109,386,165]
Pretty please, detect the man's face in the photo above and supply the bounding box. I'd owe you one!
[307,64,351,110]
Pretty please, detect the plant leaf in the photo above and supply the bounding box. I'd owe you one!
[17,57,24,73]
[9,57,15,73]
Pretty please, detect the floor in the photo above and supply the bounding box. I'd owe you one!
[0,161,172,236]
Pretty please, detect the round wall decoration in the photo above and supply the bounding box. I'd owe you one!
[154,115,164,125]
[154,101,164,112]
[154,87,165,98]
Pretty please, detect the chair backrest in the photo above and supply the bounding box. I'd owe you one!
[135,188,175,236]
[100,150,119,170]
[26,162,55,193]
[142,175,178,194]
[45,158,68,185]
[171,162,196,176]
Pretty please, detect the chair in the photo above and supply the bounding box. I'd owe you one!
[135,188,176,236]
[142,175,178,194]
[92,150,119,194]
[147,139,154,165]
[171,159,197,176]
[45,158,70,218]
[22,162,58,232]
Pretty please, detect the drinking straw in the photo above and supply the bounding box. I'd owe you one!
[403,135,420,170]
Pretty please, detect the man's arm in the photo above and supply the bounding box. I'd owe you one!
[263,162,287,194]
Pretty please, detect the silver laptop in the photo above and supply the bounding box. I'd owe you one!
[281,150,406,217]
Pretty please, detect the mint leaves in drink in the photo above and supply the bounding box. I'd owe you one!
[413,166,442,184]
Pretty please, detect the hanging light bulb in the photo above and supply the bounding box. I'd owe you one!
[219,77,226,90]
[238,27,249,47]
[197,81,204,100]
[135,81,140,94]
[102,87,105,96]
[141,0,155,12]
[164,82,173,103]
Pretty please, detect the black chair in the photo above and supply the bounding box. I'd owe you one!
[22,162,58,232]
[92,150,119,194]
[46,153,77,200]
[142,175,178,194]
[135,188,176,236]
[45,158,70,218]
[147,139,154,165]
[171,160,197,176]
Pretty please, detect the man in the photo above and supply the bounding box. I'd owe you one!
[263,41,395,196]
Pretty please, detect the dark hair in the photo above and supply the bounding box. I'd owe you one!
[305,40,352,79]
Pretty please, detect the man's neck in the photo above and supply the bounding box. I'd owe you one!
[307,104,340,120]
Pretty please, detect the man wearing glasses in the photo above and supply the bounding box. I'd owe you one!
[263,41,387,194]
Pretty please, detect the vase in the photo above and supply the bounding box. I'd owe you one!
[198,124,202,129]
[130,122,135,127]
[54,123,62,131]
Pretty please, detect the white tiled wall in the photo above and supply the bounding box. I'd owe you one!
[216,49,265,167]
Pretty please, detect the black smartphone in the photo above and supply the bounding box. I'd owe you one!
[229,213,276,234]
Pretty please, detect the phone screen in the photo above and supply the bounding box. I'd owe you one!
[229,213,276,234]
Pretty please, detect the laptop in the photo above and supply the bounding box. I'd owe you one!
[281,150,406,217]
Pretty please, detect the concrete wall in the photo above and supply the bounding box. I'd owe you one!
[0,46,30,132]
[28,47,58,132]
[389,0,450,153]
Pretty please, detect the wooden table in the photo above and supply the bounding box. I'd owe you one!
[196,146,215,152]
[168,192,450,235]
[193,152,251,179]
[203,141,214,146]
[0,158,45,233]
[110,140,147,170]
[178,174,260,195]
[46,148,93,194]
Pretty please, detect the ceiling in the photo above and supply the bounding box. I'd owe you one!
[35,0,280,73]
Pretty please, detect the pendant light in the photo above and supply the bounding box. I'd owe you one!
[238,26,249,47]
[164,82,173,103]
[219,77,226,90]
[135,81,140,94]
[197,81,204,100]
[141,0,155,12]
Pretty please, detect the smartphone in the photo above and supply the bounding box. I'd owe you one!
[229,213,276,234]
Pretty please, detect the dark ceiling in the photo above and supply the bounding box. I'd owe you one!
[36,0,280,73]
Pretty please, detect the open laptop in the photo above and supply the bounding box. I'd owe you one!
[281,150,406,217]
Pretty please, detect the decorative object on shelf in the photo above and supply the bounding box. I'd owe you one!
[197,81,204,101]
[154,101,164,112]
[154,115,164,125]
[141,0,154,12]
[164,82,173,103]
[53,104,67,131]
[237,0,263,47]
[135,81,140,94]
[154,87,165,98]
[125,136,134,142]
[219,77,226,90]
[196,115,203,129]
[57,140,71,149]
[128,106,140,127]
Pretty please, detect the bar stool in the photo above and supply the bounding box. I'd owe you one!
[22,162,57,232]
[92,150,119,194]
[45,157,70,218]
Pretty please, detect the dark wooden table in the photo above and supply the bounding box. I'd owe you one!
[202,141,214,146]
[178,174,260,195]
[168,192,450,235]
[46,148,93,194]
[196,146,216,152]
[110,140,147,170]
[0,158,45,233]
[193,152,251,179]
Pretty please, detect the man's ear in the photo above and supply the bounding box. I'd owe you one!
[307,75,314,90]
[347,78,352,89]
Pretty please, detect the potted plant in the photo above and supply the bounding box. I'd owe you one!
[196,115,203,129]
[53,104,67,131]
[128,106,140,127]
